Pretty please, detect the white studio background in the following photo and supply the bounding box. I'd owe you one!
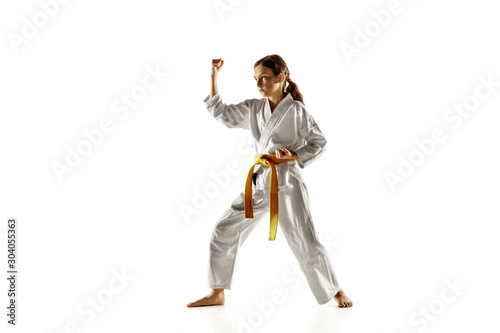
[1,0,499,332]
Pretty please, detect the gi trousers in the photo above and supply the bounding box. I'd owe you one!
[207,173,341,305]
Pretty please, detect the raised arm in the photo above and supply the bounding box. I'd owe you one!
[210,58,223,100]
[203,58,251,130]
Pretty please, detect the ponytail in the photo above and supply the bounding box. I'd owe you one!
[284,80,303,103]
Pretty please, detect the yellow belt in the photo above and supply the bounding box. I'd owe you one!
[245,154,297,241]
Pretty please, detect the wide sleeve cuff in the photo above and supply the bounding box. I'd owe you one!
[294,141,327,169]
[295,148,306,169]
[203,91,221,108]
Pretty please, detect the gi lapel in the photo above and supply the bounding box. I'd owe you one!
[258,93,294,151]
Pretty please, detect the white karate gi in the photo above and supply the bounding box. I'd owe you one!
[203,91,341,305]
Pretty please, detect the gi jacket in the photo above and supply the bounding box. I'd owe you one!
[204,91,327,192]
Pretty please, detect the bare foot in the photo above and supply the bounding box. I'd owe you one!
[333,289,353,308]
[187,289,225,307]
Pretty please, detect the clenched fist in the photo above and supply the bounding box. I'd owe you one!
[275,148,297,160]
[211,58,224,77]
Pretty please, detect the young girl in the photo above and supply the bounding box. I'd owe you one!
[187,55,353,308]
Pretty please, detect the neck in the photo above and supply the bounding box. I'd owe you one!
[268,92,285,112]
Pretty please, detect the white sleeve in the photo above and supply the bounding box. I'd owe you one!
[294,107,327,169]
[203,92,251,130]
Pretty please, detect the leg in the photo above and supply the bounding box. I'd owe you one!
[278,176,352,307]
[187,188,270,307]
[208,188,269,289]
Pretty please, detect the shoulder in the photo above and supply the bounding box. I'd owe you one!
[290,98,309,121]
[291,99,307,111]
[287,94,307,111]
[289,99,322,129]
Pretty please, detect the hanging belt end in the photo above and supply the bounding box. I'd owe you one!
[245,206,254,219]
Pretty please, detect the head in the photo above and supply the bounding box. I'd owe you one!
[253,54,304,103]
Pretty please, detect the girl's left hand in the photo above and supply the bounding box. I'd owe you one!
[275,148,297,160]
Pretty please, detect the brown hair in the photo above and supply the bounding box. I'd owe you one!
[254,54,304,103]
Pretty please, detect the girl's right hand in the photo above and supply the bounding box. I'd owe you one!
[211,58,224,77]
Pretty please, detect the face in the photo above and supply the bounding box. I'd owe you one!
[254,64,284,97]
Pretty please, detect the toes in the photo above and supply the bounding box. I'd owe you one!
[338,300,354,308]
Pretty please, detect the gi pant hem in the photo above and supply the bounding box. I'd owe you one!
[209,285,231,290]
[317,293,335,305]
[317,285,341,305]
